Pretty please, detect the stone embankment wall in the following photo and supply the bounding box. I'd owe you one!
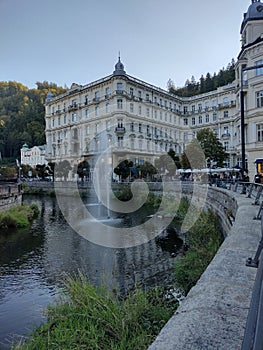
[0,183,22,212]
[148,187,260,350]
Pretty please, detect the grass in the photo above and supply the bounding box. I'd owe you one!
[13,274,179,350]
[0,204,39,230]
[173,209,223,294]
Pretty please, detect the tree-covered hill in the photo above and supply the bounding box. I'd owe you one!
[0,81,67,161]
[167,59,236,97]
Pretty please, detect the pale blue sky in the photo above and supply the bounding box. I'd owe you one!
[0,0,251,90]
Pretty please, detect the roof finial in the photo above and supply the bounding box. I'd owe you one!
[118,51,121,61]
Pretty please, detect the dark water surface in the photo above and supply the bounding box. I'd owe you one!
[0,195,183,349]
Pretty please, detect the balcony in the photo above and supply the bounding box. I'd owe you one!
[68,104,78,112]
[221,133,231,139]
[93,97,100,103]
[115,127,126,135]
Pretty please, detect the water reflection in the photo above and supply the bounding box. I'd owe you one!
[0,195,183,349]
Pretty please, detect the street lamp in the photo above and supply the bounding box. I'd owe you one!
[240,63,263,180]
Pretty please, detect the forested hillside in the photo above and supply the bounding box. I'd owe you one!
[0,81,67,161]
[167,59,236,97]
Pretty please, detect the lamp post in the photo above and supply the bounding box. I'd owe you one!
[240,63,263,180]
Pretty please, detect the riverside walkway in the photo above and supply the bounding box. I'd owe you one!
[148,183,262,350]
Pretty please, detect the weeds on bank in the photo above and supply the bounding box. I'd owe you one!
[0,204,39,230]
[174,209,223,294]
[13,274,178,350]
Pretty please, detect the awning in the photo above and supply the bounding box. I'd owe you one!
[255,159,263,164]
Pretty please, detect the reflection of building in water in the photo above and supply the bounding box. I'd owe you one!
[26,197,176,292]
[45,1,263,178]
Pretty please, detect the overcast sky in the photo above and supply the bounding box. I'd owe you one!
[0,0,251,90]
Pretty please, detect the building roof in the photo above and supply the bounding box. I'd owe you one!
[241,0,263,33]
[113,55,126,76]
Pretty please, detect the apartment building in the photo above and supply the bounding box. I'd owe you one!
[45,0,263,177]
[20,143,47,168]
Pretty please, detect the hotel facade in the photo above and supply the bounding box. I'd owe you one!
[45,0,263,177]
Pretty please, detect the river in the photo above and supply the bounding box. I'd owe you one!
[0,194,183,349]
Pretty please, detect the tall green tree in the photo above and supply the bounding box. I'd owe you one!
[196,128,228,167]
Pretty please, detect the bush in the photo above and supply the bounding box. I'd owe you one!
[0,204,39,230]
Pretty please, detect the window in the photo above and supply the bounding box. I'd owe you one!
[85,108,89,118]
[205,114,209,123]
[130,87,134,96]
[223,126,229,134]
[154,110,157,119]
[256,91,263,108]
[117,82,123,93]
[139,139,143,150]
[95,106,99,116]
[85,95,89,105]
[198,103,202,112]
[117,99,123,109]
[183,118,188,126]
[146,125,150,135]
[139,123,142,133]
[256,60,263,76]
[139,105,142,115]
[72,113,78,122]
[86,125,90,135]
[58,117,61,126]
[130,138,134,149]
[106,120,110,131]
[52,118,55,127]
[130,122,134,132]
[212,99,217,110]
[199,115,202,124]
[223,97,229,106]
[184,106,188,115]
[138,90,142,99]
[192,105,195,113]
[224,111,229,118]
[205,101,209,111]
[106,103,110,113]
[146,108,150,117]
[64,115,67,124]
[213,113,217,121]
[224,141,229,151]
[146,93,149,101]
[105,87,110,98]
[160,111,162,120]
[130,103,134,113]
[257,123,263,141]
[94,91,99,101]
[160,98,162,106]
[192,117,196,126]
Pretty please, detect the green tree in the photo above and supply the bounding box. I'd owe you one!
[55,160,72,180]
[114,160,133,181]
[196,128,228,167]
[139,162,157,179]
[77,160,90,181]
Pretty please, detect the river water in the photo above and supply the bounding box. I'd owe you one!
[0,194,183,349]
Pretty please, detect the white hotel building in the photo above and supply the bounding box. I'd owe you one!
[45,0,263,177]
